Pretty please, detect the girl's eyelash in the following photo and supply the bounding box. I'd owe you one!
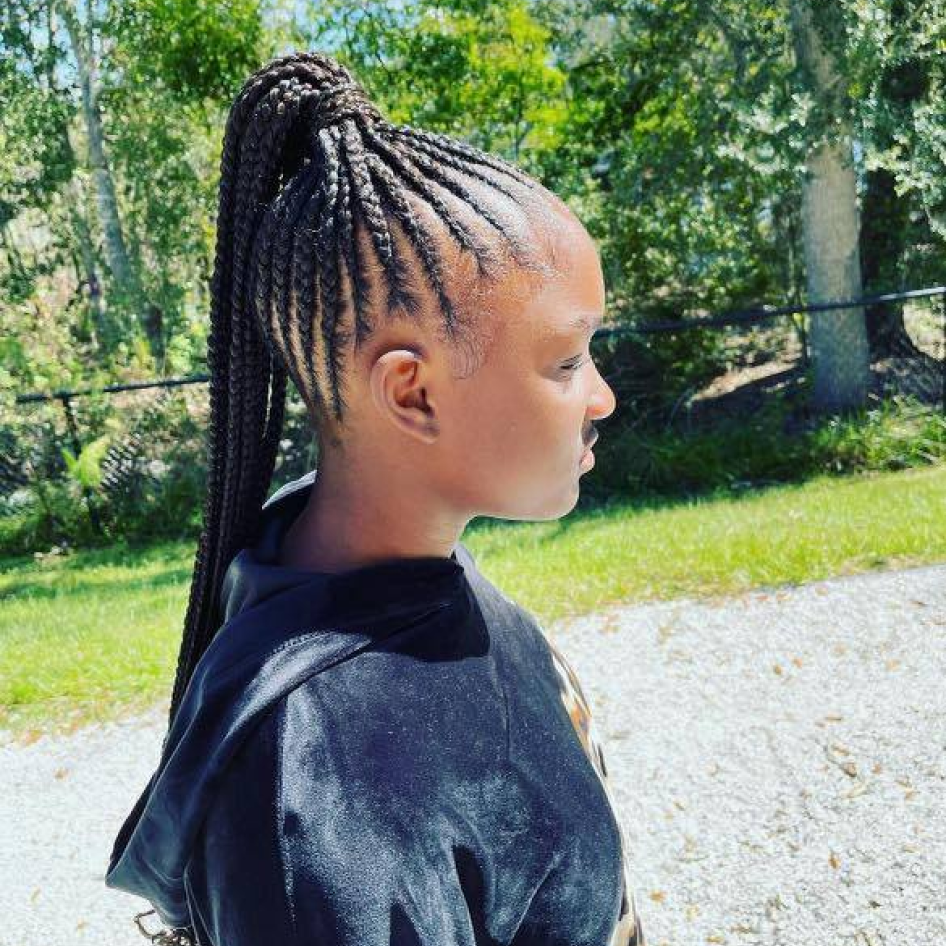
[561,356,587,372]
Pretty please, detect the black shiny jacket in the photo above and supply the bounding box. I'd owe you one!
[106,471,644,945]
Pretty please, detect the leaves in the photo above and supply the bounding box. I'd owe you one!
[61,433,111,490]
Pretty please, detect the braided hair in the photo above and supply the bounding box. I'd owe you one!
[167,51,558,734]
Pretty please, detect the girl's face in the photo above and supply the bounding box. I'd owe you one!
[433,216,617,521]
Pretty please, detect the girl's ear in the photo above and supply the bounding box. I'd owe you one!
[369,348,439,444]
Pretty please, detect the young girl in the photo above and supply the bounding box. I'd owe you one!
[106,51,645,946]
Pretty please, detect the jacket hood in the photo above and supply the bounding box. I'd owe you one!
[105,469,470,928]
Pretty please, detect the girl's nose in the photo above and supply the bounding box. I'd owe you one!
[588,363,616,420]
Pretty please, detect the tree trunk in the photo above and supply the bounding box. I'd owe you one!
[790,0,871,413]
[57,3,138,301]
[860,166,921,359]
[66,179,110,348]
[799,138,871,411]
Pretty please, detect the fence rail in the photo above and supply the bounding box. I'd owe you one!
[12,286,946,407]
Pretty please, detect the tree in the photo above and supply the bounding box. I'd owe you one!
[55,0,142,346]
[532,0,944,412]
[299,0,567,160]
[0,0,266,378]
[857,0,943,358]
[790,0,870,411]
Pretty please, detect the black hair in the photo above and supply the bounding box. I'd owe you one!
[167,51,556,733]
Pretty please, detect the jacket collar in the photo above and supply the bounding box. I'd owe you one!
[218,468,467,627]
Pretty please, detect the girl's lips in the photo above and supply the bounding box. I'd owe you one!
[580,435,598,463]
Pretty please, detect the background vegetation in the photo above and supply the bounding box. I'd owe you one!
[1,0,944,555]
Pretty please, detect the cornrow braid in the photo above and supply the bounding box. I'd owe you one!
[313,125,352,420]
[335,139,373,348]
[168,51,558,738]
[359,125,503,280]
[364,125,541,279]
[337,119,423,328]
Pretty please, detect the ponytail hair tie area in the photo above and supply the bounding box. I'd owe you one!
[302,79,384,128]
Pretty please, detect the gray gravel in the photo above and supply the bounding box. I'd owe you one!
[551,562,946,946]
[2,562,944,946]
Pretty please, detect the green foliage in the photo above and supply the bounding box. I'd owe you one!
[110,0,266,101]
[61,433,110,490]
[0,47,75,218]
[808,393,946,469]
[585,391,946,500]
[531,1,803,316]
[0,0,944,554]
[308,0,568,157]
[0,383,322,556]
[589,328,731,430]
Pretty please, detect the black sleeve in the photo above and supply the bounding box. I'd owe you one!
[183,695,483,946]
[183,705,297,946]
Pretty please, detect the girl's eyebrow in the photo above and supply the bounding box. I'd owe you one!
[540,311,605,344]
[566,311,605,332]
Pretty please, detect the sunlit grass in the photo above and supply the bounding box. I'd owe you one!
[472,464,946,618]
[0,543,192,738]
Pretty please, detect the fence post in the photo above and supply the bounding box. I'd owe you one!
[59,394,103,535]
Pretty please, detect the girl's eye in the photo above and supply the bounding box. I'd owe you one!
[560,355,587,373]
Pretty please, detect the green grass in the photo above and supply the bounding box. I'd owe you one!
[2,463,945,740]
[0,543,194,739]
[478,463,946,615]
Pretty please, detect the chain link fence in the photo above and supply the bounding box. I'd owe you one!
[1,376,320,551]
[2,287,944,551]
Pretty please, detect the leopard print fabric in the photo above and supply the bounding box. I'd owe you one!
[546,637,646,946]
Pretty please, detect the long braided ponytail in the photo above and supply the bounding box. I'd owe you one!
[167,51,556,737]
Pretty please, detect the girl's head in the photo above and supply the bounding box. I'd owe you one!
[170,51,615,724]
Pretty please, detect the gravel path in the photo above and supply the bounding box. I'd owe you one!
[2,562,944,946]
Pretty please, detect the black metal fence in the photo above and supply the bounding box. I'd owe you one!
[2,286,944,542]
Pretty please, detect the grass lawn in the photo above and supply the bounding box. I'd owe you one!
[2,463,944,740]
